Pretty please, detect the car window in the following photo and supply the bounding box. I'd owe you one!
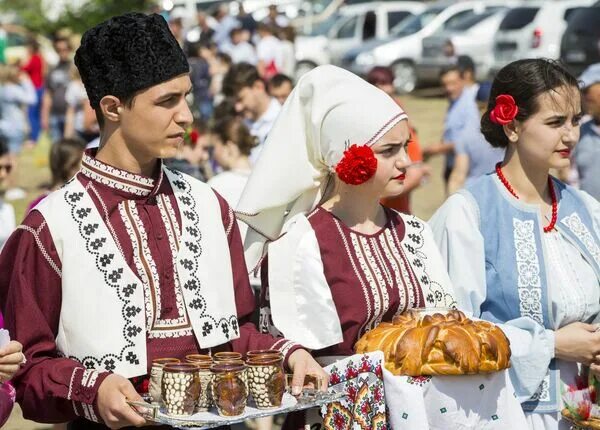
[362,10,377,40]
[305,13,341,36]
[443,9,476,30]
[499,7,540,30]
[336,15,359,39]
[391,6,445,36]
[564,7,585,21]
[387,10,412,31]
[566,7,600,36]
[449,10,499,31]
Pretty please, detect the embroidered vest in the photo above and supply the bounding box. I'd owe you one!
[462,174,600,413]
[36,168,239,377]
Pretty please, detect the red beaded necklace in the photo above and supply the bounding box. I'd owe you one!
[495,162,558,233]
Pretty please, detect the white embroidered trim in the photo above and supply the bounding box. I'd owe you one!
[82,153,155,187]
[513,219,544,325]
[561,212,600,267]
[333,219,372,337]
[82,164,152,196]
[121,200,191,338]
[530,374,550,402]
[351,232,382,332]
[120,201,156,333]
[277,340,298,358]
[383,230,411,317]
[16,221,62,277]
[67,367,82,400]
[88,183,126,258]
[82,369,99,388]
[225,205,235,237]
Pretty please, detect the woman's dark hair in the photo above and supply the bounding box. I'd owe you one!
[0,136,8,157]
[210,115,257,157]
[481,59,580,148]
[50,138,86,187]
[366,66,394,87]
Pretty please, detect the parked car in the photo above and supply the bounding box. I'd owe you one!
[560,4,600,76]
[342,1,510,93]
[417,7,512,85]
[492,0,594,74]
[294,1,425,78]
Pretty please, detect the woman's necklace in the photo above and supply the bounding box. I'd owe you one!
[495,162,557,233]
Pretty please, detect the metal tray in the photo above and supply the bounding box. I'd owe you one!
[128,390,346,429]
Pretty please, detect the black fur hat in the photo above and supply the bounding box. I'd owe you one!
[75,13,189,109]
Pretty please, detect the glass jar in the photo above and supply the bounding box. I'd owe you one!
[161,363,201,416]
[148,358,180,404]
[185,357,214,412]
[211,363,248,417]
[246,356,285,409]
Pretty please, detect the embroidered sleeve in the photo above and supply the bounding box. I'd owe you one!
[0,210,110,423]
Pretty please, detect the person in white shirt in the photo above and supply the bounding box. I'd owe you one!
[222,63,281,163]
[0,138,15,251]
[208,115,256,240]
[227,28,257,65]
[256,23,283,80]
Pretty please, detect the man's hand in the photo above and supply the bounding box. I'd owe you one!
[287,349,329,396]
[96,374,146,429]
[0,341,24,383]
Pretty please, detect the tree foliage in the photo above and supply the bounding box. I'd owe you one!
[0,0,156,36]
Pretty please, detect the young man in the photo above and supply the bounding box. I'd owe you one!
[422,65,480,190]
[222,62,281,163]
[0,13,325,429]
[41,37,73,142]
[267,73,293,105]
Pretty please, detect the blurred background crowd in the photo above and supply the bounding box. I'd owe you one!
[1,0,600,427]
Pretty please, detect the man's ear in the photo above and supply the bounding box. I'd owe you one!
[99,96,123,124]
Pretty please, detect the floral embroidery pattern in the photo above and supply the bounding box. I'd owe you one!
[561,213,600,268]
[321,353,388,430]
[513,219,543,325]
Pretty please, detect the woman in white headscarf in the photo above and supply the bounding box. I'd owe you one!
[237,65,456,355]
[236,65,457,429]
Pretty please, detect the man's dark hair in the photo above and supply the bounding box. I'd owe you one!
[457,55,476,76]
[269,73,293,89]
[94,93,136,129]
[481,59,580,148]
[439,65,462,79]
[0,136,8,157]
[222,62,262,97]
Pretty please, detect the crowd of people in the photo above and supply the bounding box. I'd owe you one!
[0,4,600,430]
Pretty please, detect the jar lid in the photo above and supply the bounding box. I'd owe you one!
[213,352,243,360]
[186,354,212,363]
[246,356,283,366]
[163,363,199,373]
[246,349,283,358]
[152,357,181,367]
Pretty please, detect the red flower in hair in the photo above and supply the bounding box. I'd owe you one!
[490,94,519,125]
[335,144,378,185]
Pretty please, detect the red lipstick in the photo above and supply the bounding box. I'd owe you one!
[394,172,406,181]
[557,149,571,158]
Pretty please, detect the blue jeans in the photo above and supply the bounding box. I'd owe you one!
[48,114,66,143]
[28,87,44,141]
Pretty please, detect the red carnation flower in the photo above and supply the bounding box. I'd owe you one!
[335,144,378,185]
[189,129,200,145]
[490,94,519,125]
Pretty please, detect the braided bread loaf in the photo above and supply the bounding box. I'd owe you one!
[355,309,511,376]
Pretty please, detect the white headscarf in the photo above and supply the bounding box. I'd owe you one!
[236,65,407,270]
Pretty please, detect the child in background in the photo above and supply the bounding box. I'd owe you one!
[27,137,86,212]
[0,137,15,250]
